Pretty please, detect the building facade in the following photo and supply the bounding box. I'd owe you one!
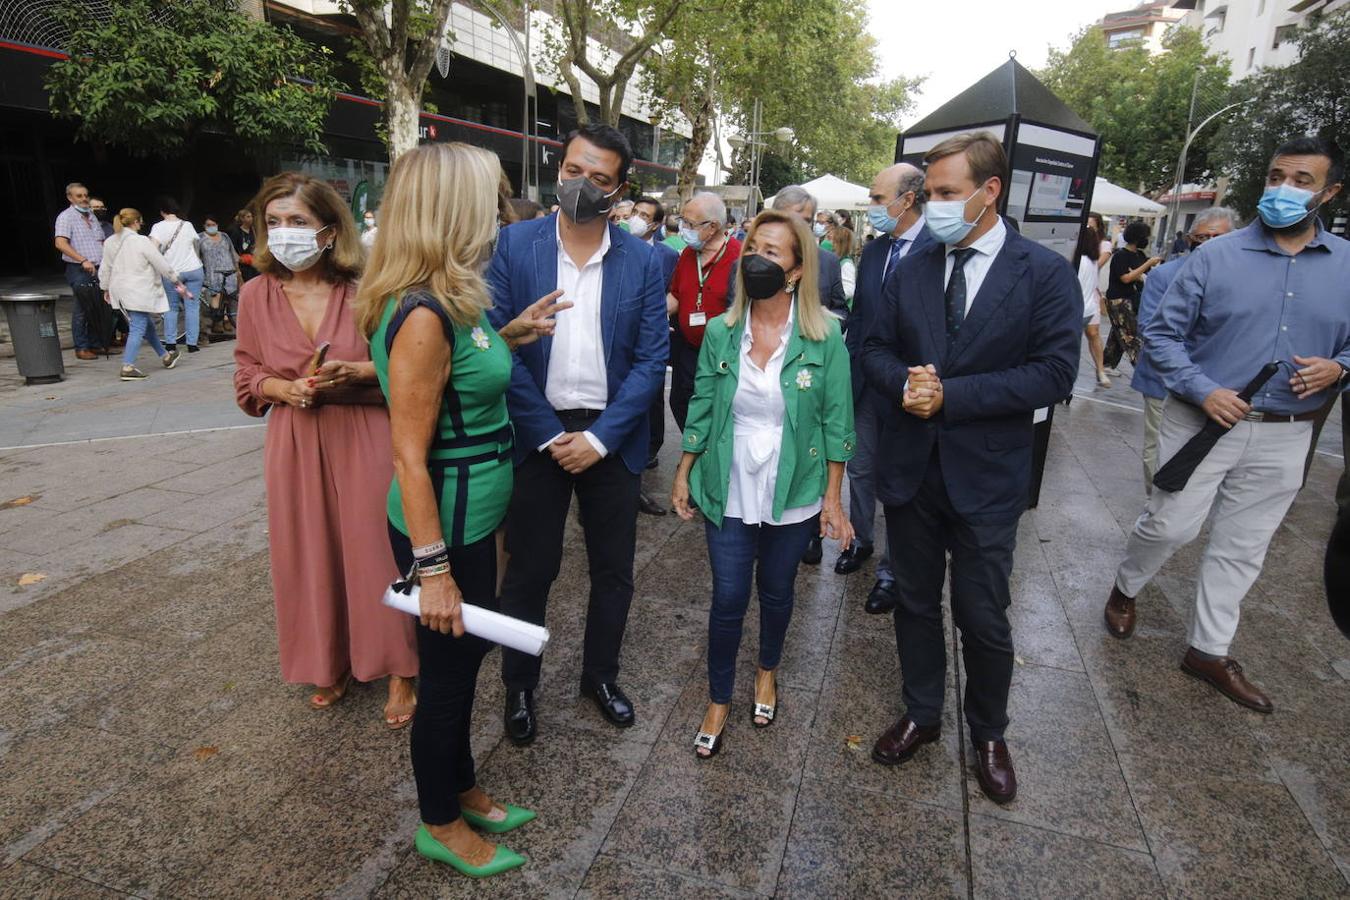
[1100,1,1189,52]
[1169,0,1350,77]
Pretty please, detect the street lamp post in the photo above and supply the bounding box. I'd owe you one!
[1165,97,1253,251]
[728,98,793,219]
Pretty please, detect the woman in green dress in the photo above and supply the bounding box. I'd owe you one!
[357,142,569,879]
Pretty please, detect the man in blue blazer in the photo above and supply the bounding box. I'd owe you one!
[862,133,1081,804]
[838,162,933,613]
[487,125,670,744]
[629,195,679,499]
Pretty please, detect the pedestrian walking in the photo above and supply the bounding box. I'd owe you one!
[1104,137,1350,714]
[1102,221,1161,373]
[196,215,241,338]
[671,208,855,758]
[1074,224,1109,387]
[232,171,418,728]
[52,181,105,360]
[149,198,205,352]
[98,208,185,380]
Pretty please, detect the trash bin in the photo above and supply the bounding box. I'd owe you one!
[0,293,65,385]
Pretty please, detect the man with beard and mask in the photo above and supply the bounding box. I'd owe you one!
[1104,136,1350,714]
[487,124,669,744]
[837,162,932,612]
[666,192,741,433]
[862,133,1081,805]
[1130,207,1241,491]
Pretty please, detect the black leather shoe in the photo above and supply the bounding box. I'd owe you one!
[865,578,897,614]
[581,680,635,727]
[834,541,874,574]
[973,740,1017,804]
[638,491,667,516]
[802,536,823,565]
[872,716,941,765]
[504,689,536,746]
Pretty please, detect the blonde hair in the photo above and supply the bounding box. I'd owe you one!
[356,143,502,337]
[112,208,141,234]
[726,209,827,341]
[250,172,363,283]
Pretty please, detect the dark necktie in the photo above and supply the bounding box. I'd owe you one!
[945,247,976,349]
[884,237,906,279]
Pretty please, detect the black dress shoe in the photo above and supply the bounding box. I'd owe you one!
[581,680,635,727]
[871,716,941,765]
[638,491,667,516]
[973,740,1017,804]
[504,689,536,746]
[865,578,897,614]
[802,536,823,565]
[833,541,874,574]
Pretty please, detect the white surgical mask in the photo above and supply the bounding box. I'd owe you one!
[812,222,827,237]
[268,225,331,272]
[679,224,706,251]
[363,216,375,229]
[924,183,990,246]
[624,216,651,238]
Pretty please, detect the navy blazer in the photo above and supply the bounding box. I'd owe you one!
[486,213,670,475]
[651,238,680,291]
[845,226,937,402]
[861,224,1081,522]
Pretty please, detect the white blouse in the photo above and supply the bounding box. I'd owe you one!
[723,305,823,526]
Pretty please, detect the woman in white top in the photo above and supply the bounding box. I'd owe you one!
[99,208,189,380]
[672,209,855,758]
[1075,223,1110,387]
[149,197,205,352]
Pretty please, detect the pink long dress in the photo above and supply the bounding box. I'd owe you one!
[233,274,417,685]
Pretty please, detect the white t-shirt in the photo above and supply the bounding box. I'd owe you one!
[150,218,202,273]
[1077,255,1099,318]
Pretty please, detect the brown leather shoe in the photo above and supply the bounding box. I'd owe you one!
[871,716,941,766]
[973,740,1017,804]
[1104,585,1136,639]
[75,349,98,361]
[1180,649,1273,714]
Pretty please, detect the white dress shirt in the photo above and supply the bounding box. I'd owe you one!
[723,304,822,526]
[543,219,610,455]
[942,215,1006,313]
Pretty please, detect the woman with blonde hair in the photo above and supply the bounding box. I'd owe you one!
[98,208,187,380]
[358,142,569,878]
[672,209,855,758]
[232,172,419,727]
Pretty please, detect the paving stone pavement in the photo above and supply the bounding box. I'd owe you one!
[0,341,1347,898]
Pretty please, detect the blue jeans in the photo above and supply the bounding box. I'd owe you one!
[704,514,818,704]
[65,262,95,350]
[162,268,203,346]
[122,311,166,367]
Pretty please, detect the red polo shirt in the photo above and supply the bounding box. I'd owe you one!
[670,236,741,347]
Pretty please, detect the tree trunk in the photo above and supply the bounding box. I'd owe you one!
[675,82,714,201]
[385,81,420,163]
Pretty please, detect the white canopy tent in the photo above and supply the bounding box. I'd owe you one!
[1090,177,1165,219]
[765,174,871,212]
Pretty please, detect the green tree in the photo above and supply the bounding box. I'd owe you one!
[1039,25,1229,192]
[46,0,339,158]
[344,0,457,162]
[1213,11,1350,218]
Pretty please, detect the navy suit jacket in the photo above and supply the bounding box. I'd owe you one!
[486,213,670,474]
[650,238,679,291]
[845,226,937,402]
[861,224,1081,522]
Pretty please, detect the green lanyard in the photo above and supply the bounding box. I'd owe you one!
[694,240,729,311]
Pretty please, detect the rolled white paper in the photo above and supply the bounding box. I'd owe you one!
[382,583,550,656]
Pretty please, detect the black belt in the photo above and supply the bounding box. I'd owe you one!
[1240,410,1321,424]
[556,408,603,418]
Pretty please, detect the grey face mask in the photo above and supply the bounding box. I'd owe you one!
[557,176,621,225]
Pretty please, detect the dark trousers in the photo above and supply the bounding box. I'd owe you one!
[388,523,497,826]
[1341,394,1350,515]
[884,453,1019,743]
[500,411,641,691]
[65,262,95,350]
[648,384,665,461]
[669,329,700,433]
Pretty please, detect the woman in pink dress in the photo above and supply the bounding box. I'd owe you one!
[233,172,417,727]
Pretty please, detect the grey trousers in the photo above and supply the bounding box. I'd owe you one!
[846,392,892,581]
[1115,398,1311,656]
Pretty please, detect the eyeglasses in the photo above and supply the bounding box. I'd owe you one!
[677,218,715,230]
[1189,233,1218,243]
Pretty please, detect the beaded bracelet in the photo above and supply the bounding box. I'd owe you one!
[413,540,447,559]
[417,562,451,578]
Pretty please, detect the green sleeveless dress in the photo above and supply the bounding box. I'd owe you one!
[371,291,514,548]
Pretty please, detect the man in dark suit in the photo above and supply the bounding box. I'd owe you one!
[838,162,932,613]
[487,124,669,744]
[628,195,679,516]
[862,133,1080,803]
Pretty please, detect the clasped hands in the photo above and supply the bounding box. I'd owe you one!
[551,432,601,474]
[903,364,944,419]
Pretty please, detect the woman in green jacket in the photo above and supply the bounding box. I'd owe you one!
[671,209,855,758]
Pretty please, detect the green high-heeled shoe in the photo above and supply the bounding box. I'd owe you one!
[461,803,536,834]
[414,825,526,878]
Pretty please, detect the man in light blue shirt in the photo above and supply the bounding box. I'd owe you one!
[1131,207,1241,490]
[1106,136,1350,715]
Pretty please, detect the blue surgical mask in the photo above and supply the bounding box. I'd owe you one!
[812,222,828,238]
[924,184,990,245]
[1257,183,1320,230]
[679,224,706,251]
[867,203,899,235]
[204,225,219,236]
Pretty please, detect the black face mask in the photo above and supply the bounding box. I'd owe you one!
[741,253,787,300]
[92,208,109,222]
[557,176,618,225]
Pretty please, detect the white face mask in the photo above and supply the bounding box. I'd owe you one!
[363,217,375,229]
[624,216,652,238]
[268,226,330,272]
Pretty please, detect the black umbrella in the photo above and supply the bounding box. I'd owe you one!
[1152,362,1281,494]
[1327,512,1350,639]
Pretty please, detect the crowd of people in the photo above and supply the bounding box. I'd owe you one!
[42,118,1343,880]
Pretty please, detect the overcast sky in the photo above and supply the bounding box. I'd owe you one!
[866,0,1132,127]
